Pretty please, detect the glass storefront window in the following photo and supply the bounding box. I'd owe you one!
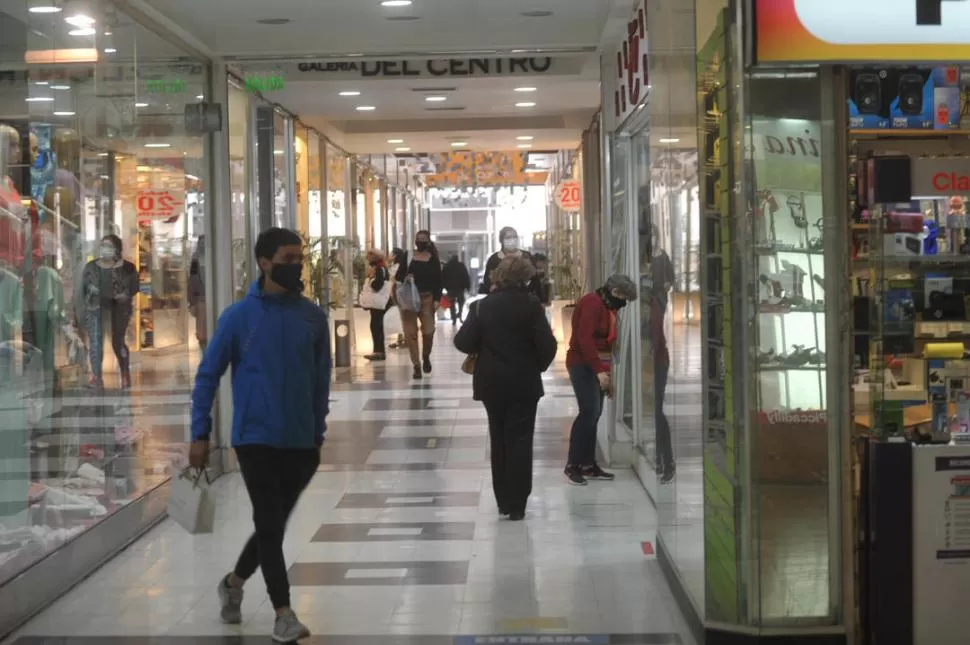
[228,82,252,302]
[0,2,208,586]
[273,113,289,227]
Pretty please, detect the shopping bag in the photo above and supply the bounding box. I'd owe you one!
[383,305,403,337]
[167,469,215,534]
[359,276,392,310]
[397,277,421,312]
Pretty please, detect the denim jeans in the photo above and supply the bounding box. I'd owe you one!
[567,364,605,467]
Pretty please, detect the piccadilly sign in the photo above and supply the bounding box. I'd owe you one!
[297,57,552,77]
[756,0,970,63]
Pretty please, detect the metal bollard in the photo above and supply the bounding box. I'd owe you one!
[334,319,351,368]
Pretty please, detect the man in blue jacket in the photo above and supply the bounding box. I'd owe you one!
[189,227,330,644]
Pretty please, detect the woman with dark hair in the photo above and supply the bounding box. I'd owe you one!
[80,234,139,389]
[455,255,557,520]
[401,230,442,378]
[361,249,392,361]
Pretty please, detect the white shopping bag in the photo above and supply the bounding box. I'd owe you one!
[383,306,403,337]
[167,469,215,534]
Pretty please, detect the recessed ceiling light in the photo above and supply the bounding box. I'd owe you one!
[395,147,411,152]
[68,27,96,36]
[97,152,109,157]
[516,135,534,141]
[381,0,413,6]
[425,96,446,102]
[520,10,553,17]
[64,1,95,27]
[144,143,171,148]
[514,86,537,93]
[517,144,532,149]
[51,84,70,90]
[53,111,76,116]
[25,96,54,102]
[28,2,62,14]
[339,90,361,97]
[451,141,467,147]
[34,81,49,86]
[387,138,404,144]
[274,150,284,155]
[196,95,204,100]
[515,102,536,108]
[103,47,117,53]
[135,102,149,107]
[256,18,290,24]
[658,138,681,143]
[356,105,376,111]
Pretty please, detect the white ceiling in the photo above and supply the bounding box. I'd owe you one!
[135,0,632,154]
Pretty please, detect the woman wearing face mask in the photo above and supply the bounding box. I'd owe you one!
[563,274,638,486]
[80,234,139,389]
[481,226,531,294]
[401,230,442,379]
[361,249,392,361]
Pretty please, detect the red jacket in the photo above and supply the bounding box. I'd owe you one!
[566,291,617,374]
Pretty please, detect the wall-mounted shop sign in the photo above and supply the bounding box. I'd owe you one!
[244,73,285,93]
[756,0,970,63]
[296,57,552,77]
[145,79,186,94]
[611,0,648,125]
[554,179,582,212]
[912,157,970,196]
[136,190,183,220]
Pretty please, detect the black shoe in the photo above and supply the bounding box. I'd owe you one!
[583,464,615,481]
[422,358,432,374]
[563,466,587,486]
[364,353,386,361]
[498,507,509,516]
[413,366,423,379]
[507,511,525,521]
[660,464,676,484]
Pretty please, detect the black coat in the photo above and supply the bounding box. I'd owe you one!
[454,287,557,402]
[442,259,471,294]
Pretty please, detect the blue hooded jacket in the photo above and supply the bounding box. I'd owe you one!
[190,279,331,448]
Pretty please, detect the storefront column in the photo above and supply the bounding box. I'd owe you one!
[205,60,234,474]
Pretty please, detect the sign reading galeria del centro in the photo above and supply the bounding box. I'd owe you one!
[296,56,554,77]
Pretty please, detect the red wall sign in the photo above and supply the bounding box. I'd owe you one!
[136,190,183,220]
[555,180,582,212]
[614,1,649,123]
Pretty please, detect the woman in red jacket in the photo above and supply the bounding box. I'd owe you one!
[564,274,638,485]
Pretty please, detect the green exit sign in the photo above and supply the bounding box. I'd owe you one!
[145,79,186,94]
[245,73,284,93]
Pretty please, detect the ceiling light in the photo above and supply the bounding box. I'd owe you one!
[518,144,532,149]
[144,143,171,148]
[196,94,204,100]
[395,147,411,152]
[64,0,95,27]
[658,138,680,143]
[516,135,534,141]
[135,102,149,107]
[356,105,376,111]
[53,111,75,116]
[101,31,116,53]
[28,1,62,14]
[97,152,109,157]
[25,96,54,102]
[381,0,413,6]
[514,86,537,92]
[387,138,404,144]
[34,81,49,86]
[103,46,116,53]
[51,83,70,90]
[451,141,467,147]
[425,96,446,102]
[515,101,536,108]
[274,150,284,155]
[68,27,95,35]
[338,90,361,97]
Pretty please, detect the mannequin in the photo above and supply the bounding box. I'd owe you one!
[0,124,26,267]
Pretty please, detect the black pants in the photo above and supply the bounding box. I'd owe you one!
[369,308,386,355]
[233,445,319,610]
[85,302,131,380]
[654,359,674,472]
[567,364,604,466]
[449,294,465,322]
[483,398,539,515]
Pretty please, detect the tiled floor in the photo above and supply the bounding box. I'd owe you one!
[6,324,696,645]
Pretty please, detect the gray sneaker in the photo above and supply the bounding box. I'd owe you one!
[217,575,244,624]
[273,608,311,643]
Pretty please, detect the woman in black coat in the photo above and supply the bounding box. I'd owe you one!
[454,255,558,520]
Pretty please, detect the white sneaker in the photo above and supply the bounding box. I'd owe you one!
[273,608,310,643]
[217,575,243,624]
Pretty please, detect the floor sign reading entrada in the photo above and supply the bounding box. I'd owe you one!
[756,0,970,62]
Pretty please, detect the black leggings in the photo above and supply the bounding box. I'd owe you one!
[369,308,386,355]
[233,445,320,610]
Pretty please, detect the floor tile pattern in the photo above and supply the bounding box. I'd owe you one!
[6,325,695,644]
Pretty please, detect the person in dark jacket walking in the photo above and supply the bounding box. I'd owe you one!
[189,227,330,644]
[402,231,442,378]
[563,274,638,486]
[442,254,471,324]
[455,255,557,520]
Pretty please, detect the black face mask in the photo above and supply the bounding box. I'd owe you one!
[270,263,304,293]
[415,241,429,252]
[603,291,628,310]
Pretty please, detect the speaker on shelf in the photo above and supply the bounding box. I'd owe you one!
[897,71,926,115]
[854,72,883,115]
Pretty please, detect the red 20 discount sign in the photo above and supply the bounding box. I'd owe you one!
[136,190,183,219]
[555,180,582,212]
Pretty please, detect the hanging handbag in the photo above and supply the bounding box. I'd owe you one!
[359,274,392,310]
[460,353,477,375]
[397,277,421,312]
